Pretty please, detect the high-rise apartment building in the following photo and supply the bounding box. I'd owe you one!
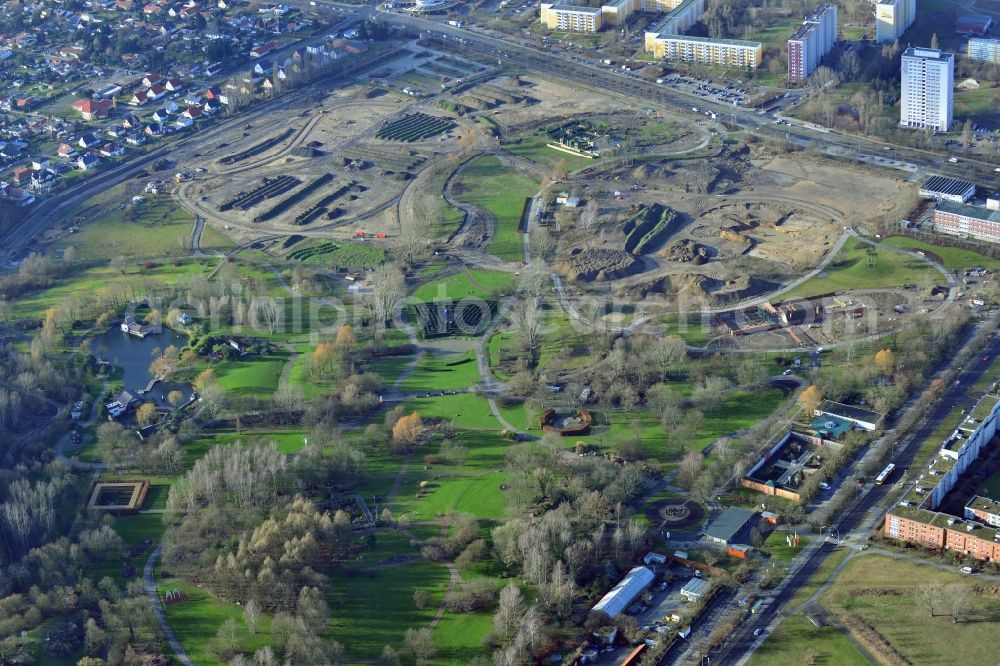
[874,0,915,43]
[787,4,837,81]
[900,46,953,131]
[968,37,1000,63]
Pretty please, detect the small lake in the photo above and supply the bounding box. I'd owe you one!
[92,327,194,408]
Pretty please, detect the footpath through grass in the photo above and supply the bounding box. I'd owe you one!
[781,238,940,300]
[879,235,1000,271]
[454,156,538,262]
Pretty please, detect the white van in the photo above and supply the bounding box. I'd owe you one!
[961,566,974,574]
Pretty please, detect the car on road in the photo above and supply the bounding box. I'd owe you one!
[948,157,959,163]
[819,481,831,490]
[961,566,975,574]
[753,628,765,636]
[782,369,794,376]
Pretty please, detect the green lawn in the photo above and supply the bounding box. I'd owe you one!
[370,353,417,387]
[212,351,290,397]
[454,156,538,262]
[404,394,503,431]
[400,350,480,393]
[8,261,214,323]
[762,530,811,563]
[747,612,869,666]
[412,268,517,302]
[326,561,450,660]
[393,465,507,520]
[879,235,1000,271]
[781,239,939,300]
[953,86,1000,127]
[433,611,494,664]
[976,468,1000,500]
[56,199,231,261]
[503,131,596,172]
[157,579,273,666]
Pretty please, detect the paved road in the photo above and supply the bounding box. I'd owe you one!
[705,321,1000,665]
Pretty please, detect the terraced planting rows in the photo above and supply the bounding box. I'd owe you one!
[345,147,425,172]
[376,112,455,142]
[219,127,295,165]
[286,240,385,267]
[292,182,355,226]
[219,176,301,212]
[253,173,334,223]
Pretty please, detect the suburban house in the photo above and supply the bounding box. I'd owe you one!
[77,153,100,171]
[126,133,147,145]
[78,133,100,148]
[142,74,163,87]
[152,109,171,123]
[144,123,165,137]
[122,114,142,130]
[72,98,113,121]
[12,166,31,186]
[57,143,76,158]
[165,78,185,92]
[31,156,50,170]
[129,91,149,106]
[99,142,125,158]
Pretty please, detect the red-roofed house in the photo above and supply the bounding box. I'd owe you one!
[143,4,161,13]
[129,91,149,106]
[142,74,163,87]
[12,166,31,185]
[165,78,184,92]
[72,98,113,120]
[250,40,281,58]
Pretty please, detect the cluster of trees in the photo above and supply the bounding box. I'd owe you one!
[0,475,76,559]
[0,528,166,664]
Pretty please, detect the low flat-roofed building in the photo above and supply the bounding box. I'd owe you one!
[919,175,977,204]
[704,506,759,545]
[965,495,1000,527]
[933,201,1000,244]
[956,13,992,36]
[814,400,883,431]
[679,577,712,601]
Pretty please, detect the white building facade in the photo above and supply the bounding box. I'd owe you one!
[900,47,953,132]
[874,0,915,43]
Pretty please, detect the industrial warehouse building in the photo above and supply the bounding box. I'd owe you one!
[919,175,977,204]
[590,565,656,617]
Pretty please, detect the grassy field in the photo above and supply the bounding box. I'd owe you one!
[781,238,939,300]
[503,132,596,172]
[210,350,290,397]
[816,554,999,665]
[412,268,516,302]
[8,260,214,323]
[56,199,231,261]
[396,470,509,520]
[879,235,1000,271]
[953,86,1000,127]
[157,579,272,666]
[762,530,810,563]
[454,156,538,262]
[326,561,450,660]
[400,349,480,393]
[747,612,870,666]
[975,468,1000,500]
